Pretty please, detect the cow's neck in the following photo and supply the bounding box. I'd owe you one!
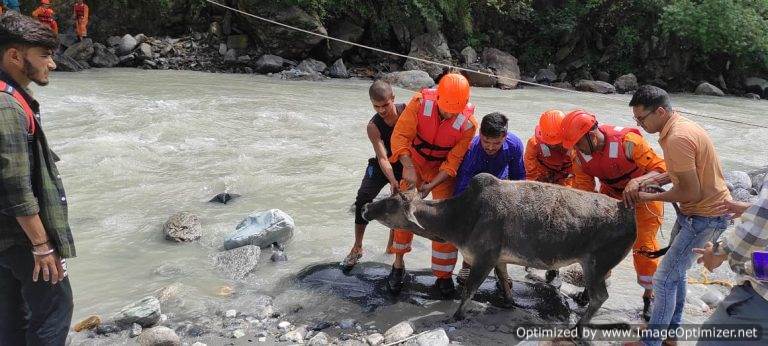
[411,199,461,244]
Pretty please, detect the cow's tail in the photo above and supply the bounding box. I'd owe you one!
[633,185,682,259]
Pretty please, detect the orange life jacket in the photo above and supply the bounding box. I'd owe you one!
[412,88,475,168]
[534,138,572,174]
[74,3,87,19]
[575,125,643,191]
[0,81,37,135]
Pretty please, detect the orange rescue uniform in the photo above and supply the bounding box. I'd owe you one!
[524,136,573,186]
[389,91,478,279]
[32,6,59,34]
[572,125,667,289]
[74,2,89,39]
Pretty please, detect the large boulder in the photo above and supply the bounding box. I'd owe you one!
[297,58,327,74]
[53,53,85,72]
[113,296,161,328]
[137,326,180,346]
[118,34,139,55]
[90,43,119,68]
[403,32,452,79]
[614,73,638,93]
[328,58,349,78]
[481,48,521,89]
[695,82,725,96]
[254,54,285,73]
[405,328,449,346]
[534,68,557,84]
[460,46,478,65]
[213,245,261,280]
[325,20,365,60]
[136,43,153,61]
[224,209,295,249]
[381,70,435,91]
[244,5,326,60]
[63,38,94,62]
[462,65,497,87]
[725,171,752,190]
[163,212,202,242]
[576,80,616,94]
[744,77,768,99]
[106,36,122,49]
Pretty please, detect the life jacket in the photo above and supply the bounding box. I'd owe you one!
[36,8,56,26]
[535,138,572,173]
[411,88,475,168]
[0,81,37,135]
[74,3,87,19]
[576,125,643,191]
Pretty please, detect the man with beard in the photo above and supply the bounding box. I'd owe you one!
[0,12,75,345]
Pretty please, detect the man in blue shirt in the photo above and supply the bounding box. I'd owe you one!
[453,112,525,285]
[4,0,20,12]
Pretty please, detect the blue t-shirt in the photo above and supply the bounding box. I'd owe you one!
[4,0,20,11]
[454,133,526,196]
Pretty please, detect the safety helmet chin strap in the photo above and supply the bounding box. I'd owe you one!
[585,124,599,155]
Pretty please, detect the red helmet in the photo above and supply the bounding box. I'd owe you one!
[535,110,566,145]
[436,73,471,114]
[561,110,597,149]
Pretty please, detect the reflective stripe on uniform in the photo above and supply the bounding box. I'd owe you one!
[614,126,624,132]
[581,153,592,163]
[432,250,458,260]
[452,114,466,130]
[423,100,434,117]
[540,143,551,157]
[638,275,653,289]
[608,142,620,158]
[392,243,410,250]
[431,263,456,272]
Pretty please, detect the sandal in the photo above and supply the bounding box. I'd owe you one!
[341,250,362,270]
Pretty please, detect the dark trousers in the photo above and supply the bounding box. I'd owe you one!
[354,159,402,225]
[0,245,73,346]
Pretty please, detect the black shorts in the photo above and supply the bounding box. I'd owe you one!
[354,159,403,225]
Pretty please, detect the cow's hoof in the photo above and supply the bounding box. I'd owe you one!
[452,311,466,321]
[386,267,405,295]
[500,297,516,309]
[573,291,590,306]
[434,277,457,300]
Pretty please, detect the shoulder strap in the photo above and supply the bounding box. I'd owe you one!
[0,81,36,135]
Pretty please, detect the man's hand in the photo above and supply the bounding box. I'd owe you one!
[32,243,66,284]
[402,165,417,190]
[623,178,642,207]
[693,242,727,272]
[389,180,400,195]
[418,182,434,199]
[713,199,751,219]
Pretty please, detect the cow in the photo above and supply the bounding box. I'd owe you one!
[362,173,637,327]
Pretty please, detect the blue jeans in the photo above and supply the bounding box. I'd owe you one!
[642,214,728,346]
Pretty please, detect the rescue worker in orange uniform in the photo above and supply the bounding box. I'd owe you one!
[73,0,89,41]
[561,110,666,321]
[32,0,58,35]
[387,73,478,298]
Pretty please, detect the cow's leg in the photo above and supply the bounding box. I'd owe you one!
[576,242,629,328]
[493,264,514,308]
[453,257,495,321]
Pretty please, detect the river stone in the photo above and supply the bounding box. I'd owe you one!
[595,71,611,83]
[339,318,355,329]
[576,80,616,94]
[53,53,84,72]
[308,331,330,345]
[753,173,766,191]
[731,188,754,202]
[725,171,752,190]
[552,81,574,90]
[214,245,261,280]
[90,43,119,68]
[481,48,521,89]
[137,326,180,346]
[403,32,452,79]
[119,34,139,55]
[329,58,349,78]
[255,54,285,73]
[64,38,94,62]
[365,333,384,346]
[281,68,325,81]
[534,68,557,84]
[382,70,435,91]
[281,326,307,342]
[107,36,122,48]
[404,328,449,346]
[163,211,202,242]
[136,43,153,60]
[113,296,161,328]
[695,82,724,96]
[744,77,768,98]
[461,46,477,65]
[384,321,414,344]
[270,248,288,262]
[462,65,497,87]
[745,93,761,100]
[297,58,327,74]
[95,323,122,336]
[614,73,638,93]
[130,323,143,338]
[224,209,294,250]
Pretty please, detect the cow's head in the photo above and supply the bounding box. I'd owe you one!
[361,189,425,232]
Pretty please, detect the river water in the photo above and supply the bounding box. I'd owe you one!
[36,69,768,339]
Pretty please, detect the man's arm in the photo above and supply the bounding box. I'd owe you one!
[438,116,478,179]
[523,138,546,181]
[453,143,478,196]
[508,136,526,181]
[389,93,420,165]
[367,122,399,191]
[622,133,667,206]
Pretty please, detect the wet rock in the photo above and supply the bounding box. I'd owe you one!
[137,326,180,346]
[209,192,240,204]
[403,32,452,79]
[130,323,143,338]
[731,188,754,202]
[281,326,308,342]
[53,53,85,72]
[481,48,521,89]
[136,43,153,60]
[365,333,384,346]
[281,68,325,81]
[134,34,148,44]
[113,296,161,328]
[552,81,574,90]
[73,315,101,332]
[213,245,261,280]
[90,43,119,68]
[744,77,768,98]
[163,211,202,242]
[297,58,328,74]
[278,321,292,331]
[381,70,435,91]
[95,323,122,336]
[107,36,122,48]
[576,80,616,94]
[384,321,414,344]
[237,55,252,64]
[745,93,761,100]
[64,38,95,62]
[224,49,238,64]
[255,54,285,73]
[461,46,478,65]
[224,209,295,250]
[329,58,349,78]
[595,71,611,83]
[405,328,449,346]
[614,73,638,93]
[725,171,752,190]
[534,68,557,84]
[753,173,766,191]
[270,246,288,262]
[308,331,330,345]
[339,318,356,329]
[695,82,724,96]
[311,321,333,331]
[119,34,139,55]
[118,53,136,66]
[462,65,497,87]
[226,35,249,51]
[326,20,364,60]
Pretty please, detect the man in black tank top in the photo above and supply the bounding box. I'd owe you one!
[342,80,404,270]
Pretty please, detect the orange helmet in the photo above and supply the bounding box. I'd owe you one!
[535,110,565,145]
[561,110,598,149]
[436,73,470,114]
[41,0,51,4]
